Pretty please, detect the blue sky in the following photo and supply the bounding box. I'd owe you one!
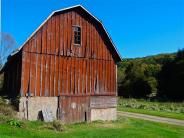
[2,0,184,58]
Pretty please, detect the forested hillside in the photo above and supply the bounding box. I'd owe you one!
[118,49,184,101]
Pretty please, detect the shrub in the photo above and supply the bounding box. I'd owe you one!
[7,119,22,127]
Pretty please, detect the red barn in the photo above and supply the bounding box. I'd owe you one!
[1,5,121,123]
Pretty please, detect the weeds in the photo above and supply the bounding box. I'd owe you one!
[52,120,65,131]
[118,98,184,113]
[40,120,65,131]
[0,97,16,118]
[7,119,22,127]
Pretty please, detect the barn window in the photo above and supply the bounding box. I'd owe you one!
[73,26,81,45]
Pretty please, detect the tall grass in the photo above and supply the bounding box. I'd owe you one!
[0,97,16,119]
[118,98,184,114]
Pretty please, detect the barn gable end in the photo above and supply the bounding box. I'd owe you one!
[20,5,121,62]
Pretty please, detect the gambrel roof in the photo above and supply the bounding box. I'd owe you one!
[12,5,122,61]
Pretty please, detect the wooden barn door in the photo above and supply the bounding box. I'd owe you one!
[59,96,90,123]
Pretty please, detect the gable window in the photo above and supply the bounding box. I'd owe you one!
[73,26,81,45]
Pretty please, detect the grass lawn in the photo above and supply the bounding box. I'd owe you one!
[118,98,184,120]
[0,116,184,138]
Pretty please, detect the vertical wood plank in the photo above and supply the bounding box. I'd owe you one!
[32,35,37,53]
[79,12,83,57]
[60,15,64,55]
[30,52,36,96]
[89,22,92,59]
[79,60,83,94]
[37,30,42,53]
[63,57,67,94]
[50,56,55,96]
[77,58,80,94]
[86,21,90,58]
[83,59,86,95]
[66,13,69,56]
[44,55,49,96]
[71,58,74,94]
[102,61,105,93]
[67,58,71,94]
[83,17,87,58]
[63,14,67,56]
[22,50,30,96]
[59,57,63,95]
[40,26,46,95]
[108,61,111,93]
[105,61,107,93]
[55,56,59,96]
[55,15,60,54]
[110,61,112,94]
[92,25,96,59]
[112,61,117,95]
[47,19,51,54]
[90,59,92,94]
[67,12,72,56]
[35,53,41,96]
[51,16,56,54]
[42,24,47,54]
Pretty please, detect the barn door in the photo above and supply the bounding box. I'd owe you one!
[58,96,90,123]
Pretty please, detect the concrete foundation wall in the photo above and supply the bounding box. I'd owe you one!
[91,108,117,121]
[17,96,117,122]
[18,97,58,121]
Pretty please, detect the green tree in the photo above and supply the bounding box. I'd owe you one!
[119,62,154,98]
[158,49,184,101]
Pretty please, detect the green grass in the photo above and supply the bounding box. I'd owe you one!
[0,97,184,138]
[0,116,184,138]
[118,98,184,120]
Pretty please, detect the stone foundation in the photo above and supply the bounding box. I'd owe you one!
[90,108,117,121]
[17,96,117,122]
[18,97,58,121]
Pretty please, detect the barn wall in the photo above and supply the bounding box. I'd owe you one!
[21,52,116,97]
[3,53,22,97]
[18,97,58,121]
[91,108,116,121]
[90,96,117,121]
[20,9,117,97]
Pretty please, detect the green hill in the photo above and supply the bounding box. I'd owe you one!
[118,50,184,101]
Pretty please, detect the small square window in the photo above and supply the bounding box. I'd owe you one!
[73,26,81,45]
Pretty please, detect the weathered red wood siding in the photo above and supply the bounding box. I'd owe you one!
[20,9,117,97]
[59,96,90,123]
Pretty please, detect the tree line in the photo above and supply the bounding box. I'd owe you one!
[118,49,184,101]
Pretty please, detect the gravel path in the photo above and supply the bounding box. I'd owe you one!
[117,111,184,126]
